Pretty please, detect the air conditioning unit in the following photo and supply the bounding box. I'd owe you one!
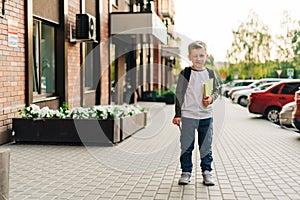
[76,13,96,41]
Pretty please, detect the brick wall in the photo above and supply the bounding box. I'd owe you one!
[0,0,26,143]
[67,0,82,108]
[66,0,111,106]
[99,0,110,105]
[0,0,113,144]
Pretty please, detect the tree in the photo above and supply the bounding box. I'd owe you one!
[289,21,300,66]
[274,10,294,62]
[227,10,272,78]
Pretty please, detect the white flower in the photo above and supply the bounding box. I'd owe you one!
[29,104,41,116]
[40,106,50,118]
[71,107,91,119]
[20,103,145,119]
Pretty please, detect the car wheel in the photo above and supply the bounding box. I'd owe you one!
[238,96,248,107]
[265,107,280,123]
[224,91,229,98]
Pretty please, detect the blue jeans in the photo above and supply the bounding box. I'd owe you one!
[180,117,213,173]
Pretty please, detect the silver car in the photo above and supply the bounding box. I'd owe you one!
[279,101,296,127]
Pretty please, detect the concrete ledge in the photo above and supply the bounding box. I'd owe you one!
[0,130,13,145]
[0,148,10,200]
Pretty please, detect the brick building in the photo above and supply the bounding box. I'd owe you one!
[0,0,176,144]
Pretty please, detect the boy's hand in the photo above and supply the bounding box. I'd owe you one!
[203,96,212,107]
[172,117,181,126]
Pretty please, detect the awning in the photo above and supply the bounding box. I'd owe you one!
[161,47,180,57]
[110,12,167,44]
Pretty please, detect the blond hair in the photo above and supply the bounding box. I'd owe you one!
[188,40,207,55]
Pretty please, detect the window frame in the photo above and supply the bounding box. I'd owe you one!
[84,42,95,91]
[32,18,56,99]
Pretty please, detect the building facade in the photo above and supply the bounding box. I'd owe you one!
[0,0,176,144]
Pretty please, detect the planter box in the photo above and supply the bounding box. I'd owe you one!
[12,112,147,146]
[121,112,147,140]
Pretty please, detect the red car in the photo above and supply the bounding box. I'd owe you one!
[248,79,300,123]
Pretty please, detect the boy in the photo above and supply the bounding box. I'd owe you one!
[172,40,219,186]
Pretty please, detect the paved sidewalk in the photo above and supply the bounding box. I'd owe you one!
[3,99,300,199]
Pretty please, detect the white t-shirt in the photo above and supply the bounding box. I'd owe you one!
[181,69,213,119]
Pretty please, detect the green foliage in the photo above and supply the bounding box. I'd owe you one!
[59,102,69,118]
[218,12,300,81]
[156,87,175,98]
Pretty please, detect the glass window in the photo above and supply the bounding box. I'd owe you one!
[33,19,56,95]
[111,0,118,6]
[85,43,94,89]
[271,85,280,94]
[280,83,300,94]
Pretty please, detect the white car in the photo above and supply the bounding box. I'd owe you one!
[228,78,284,99]
[231,82,275,107]
[221,79,255,97]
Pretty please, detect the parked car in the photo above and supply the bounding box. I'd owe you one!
[228,78,284,99]
[231,82,276,107]
[279,101,296,127]
[221,79,255,97]
[248,79,300,123]
[292,90,300,131]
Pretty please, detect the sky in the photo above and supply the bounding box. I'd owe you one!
[173,0,300,63]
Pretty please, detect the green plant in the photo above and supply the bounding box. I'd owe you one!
[156,88,175,98]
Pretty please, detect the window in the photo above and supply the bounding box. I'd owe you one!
[85,43,94,89]
[280,83,300,94]
[111,0,118,7]
[271,85,280,94]
[33,19,56,96]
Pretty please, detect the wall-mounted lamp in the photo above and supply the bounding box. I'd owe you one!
[0,0,6,18]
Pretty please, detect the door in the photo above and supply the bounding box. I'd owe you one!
[278,82,300,106]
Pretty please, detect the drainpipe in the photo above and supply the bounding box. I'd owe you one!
[0,0,6,18]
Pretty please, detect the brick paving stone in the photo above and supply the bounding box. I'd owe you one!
[235,191,249,198]
[82,195,99,200]
[58,193,75,199]
[182,188,194,195]
[158,184,172,190]
[208,189,221,196]
[249,195,264,200]
[131,187,145,193]
[287,193,300,199]
[222,193,236,199]
[168,198,181,200]
[154,193,169,199]
[156,188,170,194]
[113,189,130,196]
[261,192,276,198]
[5,100,300,199]
[127,192,143,199]
[140,197,155,200]
[142,190,157,197]
[111,196,127,200]
[207,196,222,200]
[169,191,181,198]
[245,189,261,195]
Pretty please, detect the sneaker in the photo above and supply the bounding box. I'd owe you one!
[178,172,191,185]
[202,170,215,186]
